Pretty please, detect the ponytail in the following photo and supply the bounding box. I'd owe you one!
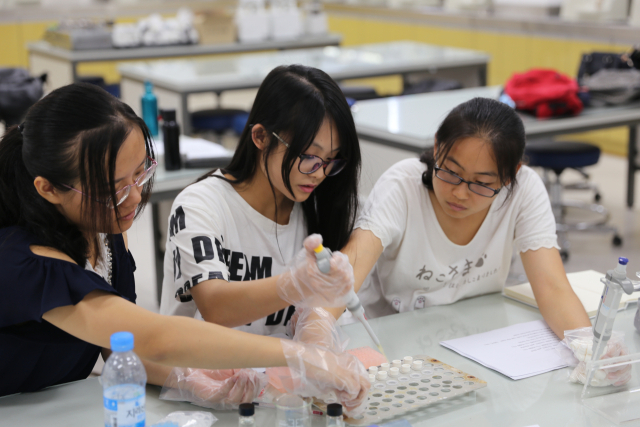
[0,125,27,227]
[0,124,88,265]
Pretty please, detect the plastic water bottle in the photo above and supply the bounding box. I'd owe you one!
[141,81,158,137]
[102,332,147,427]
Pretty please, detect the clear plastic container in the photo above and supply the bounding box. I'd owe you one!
[276,394,311,427]
[102,331,147,427]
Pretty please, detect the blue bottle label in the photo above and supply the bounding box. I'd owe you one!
[103,385,145,427]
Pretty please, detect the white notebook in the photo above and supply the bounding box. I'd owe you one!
[503,270,640,317]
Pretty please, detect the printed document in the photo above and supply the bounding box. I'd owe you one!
[440,320,567,380]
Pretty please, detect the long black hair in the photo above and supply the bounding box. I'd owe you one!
[420,97,525,201]
[0,83,155,266]
[199,65,361,251]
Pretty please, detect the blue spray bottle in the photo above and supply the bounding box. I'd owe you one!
[141,81,158,137]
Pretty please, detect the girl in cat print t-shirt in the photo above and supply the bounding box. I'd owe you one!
[340,97,591,339]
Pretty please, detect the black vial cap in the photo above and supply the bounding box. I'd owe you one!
[239,403,255,416]
[327,403,343,417]
[240,403,256,417]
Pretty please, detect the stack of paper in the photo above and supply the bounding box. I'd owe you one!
[440,320,568,380]
[503,270,640,317]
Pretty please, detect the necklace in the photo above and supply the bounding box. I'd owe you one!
[104,235,113,286]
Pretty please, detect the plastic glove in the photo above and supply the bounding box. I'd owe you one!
[279,339,370,417]
[276,234,354,308]
[287,306,350,352]
[266,308,350,408]
[557,327,632,387]
[159,368,268,410]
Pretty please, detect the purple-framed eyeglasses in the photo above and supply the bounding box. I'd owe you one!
[62,156,157,208]
[271,132,347,177]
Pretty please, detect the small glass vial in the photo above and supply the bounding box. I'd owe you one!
[326,403,344,427]
[239,403,255,427]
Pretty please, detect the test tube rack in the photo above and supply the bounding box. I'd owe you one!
[345,355,486,425]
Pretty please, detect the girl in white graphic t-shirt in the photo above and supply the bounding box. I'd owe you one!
[338,97,591,339]
[160,65,361,337]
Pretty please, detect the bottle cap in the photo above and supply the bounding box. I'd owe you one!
[401,364,411,373]
[376,370,388,381]
[110,331,134,352]
[392,359,402,367]
[239,403,254,416]
[160,109,176,122]
[403,356,413,364]
[327,403,343,417]
[389,367,399,377]
[619,257,629,265]
[369,373,376,382]
[380,362,390,371]
[368,366,378,374]
[144,81,154,93]
[411,360,423,370]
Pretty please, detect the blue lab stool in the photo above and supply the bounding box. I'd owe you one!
[525,138,622,261]
[191,109,250,135]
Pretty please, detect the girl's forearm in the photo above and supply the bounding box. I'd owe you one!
[191,276,290,328]
[44,291,287,371]
[139,314,287,369]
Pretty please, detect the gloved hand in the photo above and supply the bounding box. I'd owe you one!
[159,367,268,410]
[279,339,370,417]
[287,306,350,352]
[557,327,632,387]
[277,234,354,308]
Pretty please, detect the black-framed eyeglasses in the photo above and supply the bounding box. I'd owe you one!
[434,164,501,198]
[272,131,347,177]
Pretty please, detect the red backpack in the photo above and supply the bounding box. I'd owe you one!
[504,69,583,118]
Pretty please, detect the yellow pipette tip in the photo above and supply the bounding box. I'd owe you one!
[313,244,324,253]
[377,344,388,361]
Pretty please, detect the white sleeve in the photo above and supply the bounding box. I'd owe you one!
[513,169,560,253]
[164,201,230,305]
[355,167,409,251]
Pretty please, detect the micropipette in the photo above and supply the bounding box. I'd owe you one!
[591,257,635,362]
[314,244,386,356]
[585,257,640,387]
